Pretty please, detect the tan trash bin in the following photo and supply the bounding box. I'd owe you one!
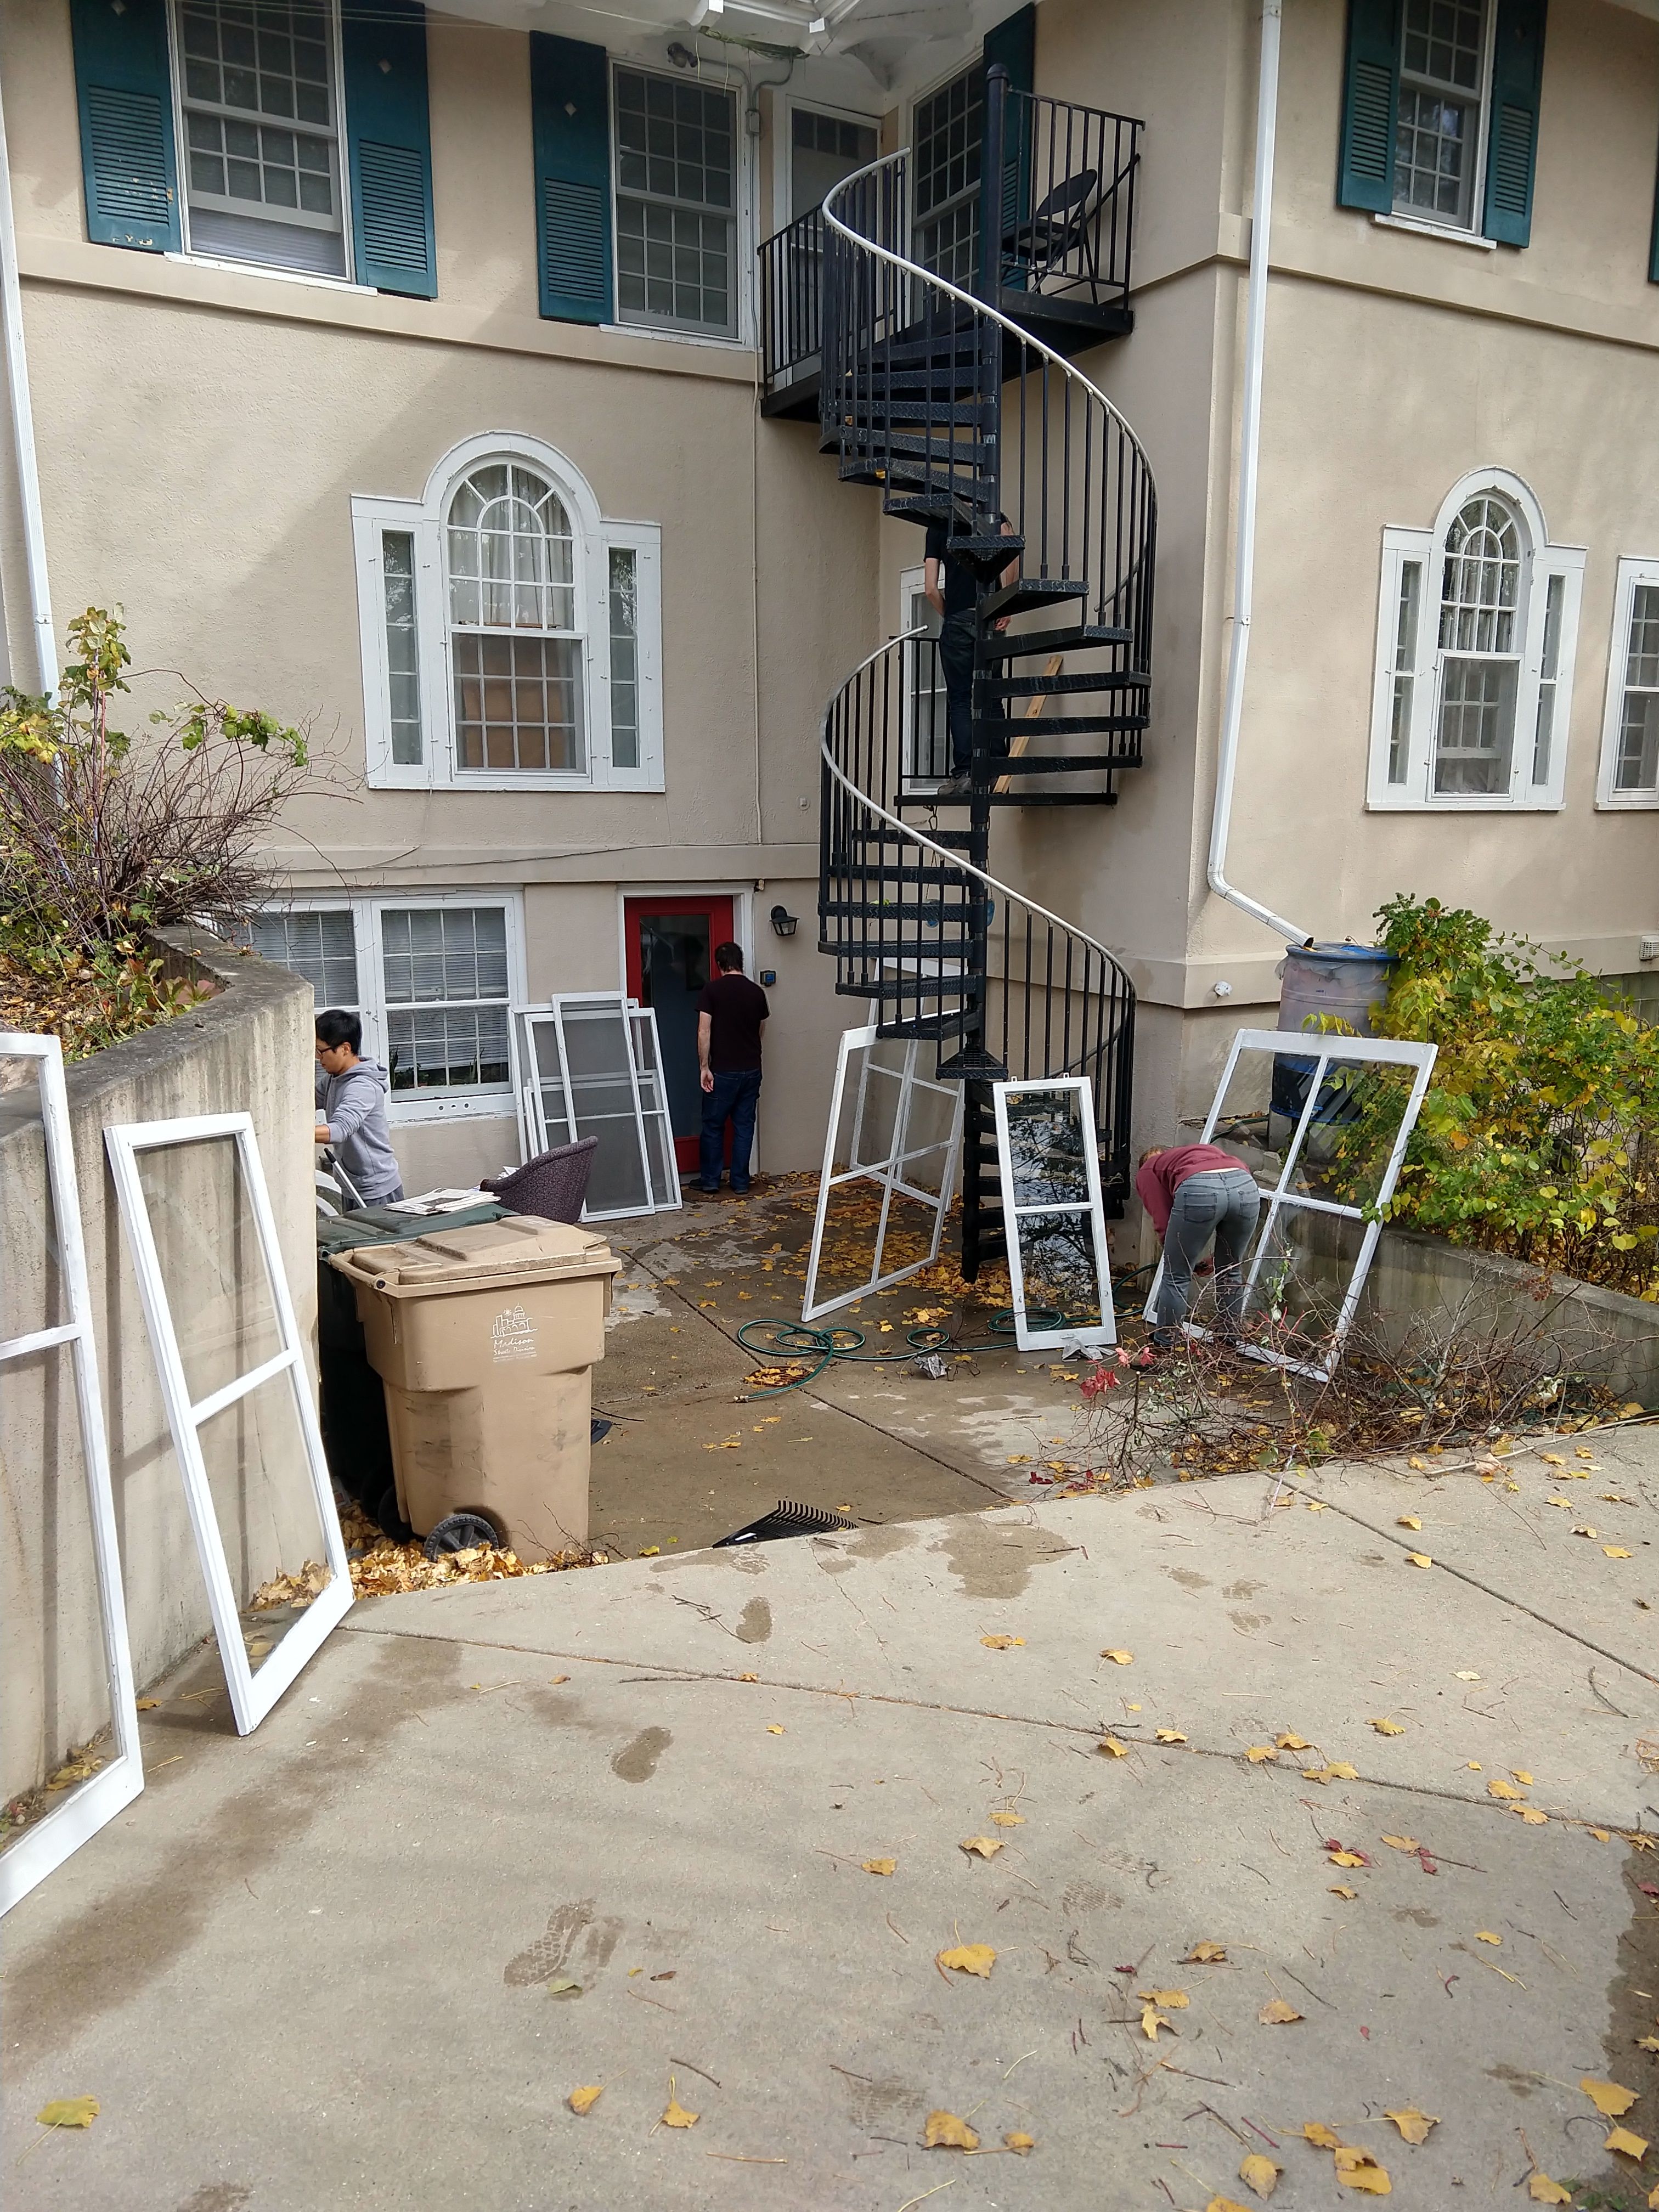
[329,1214,619,1561]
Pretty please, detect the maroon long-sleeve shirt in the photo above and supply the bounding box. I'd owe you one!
[1135,1144,1248,1237]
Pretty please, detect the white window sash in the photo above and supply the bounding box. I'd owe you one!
[352,497,441,789]
[595,521,664,791]
[1597,556,1659,810]
[1517,545,1582,809]
[370,894,525,1123]
[1367,526,1432,809]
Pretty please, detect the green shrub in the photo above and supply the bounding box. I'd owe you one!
[1366,894,1659,1300]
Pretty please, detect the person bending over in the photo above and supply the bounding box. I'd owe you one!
[314,1009,403,1209]
[1136,1142,1261,1348]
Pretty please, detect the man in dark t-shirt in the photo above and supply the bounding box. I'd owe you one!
[923,514,1020,794]
[695,941,770,1195]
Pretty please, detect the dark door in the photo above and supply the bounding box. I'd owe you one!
[625,895,736,1172]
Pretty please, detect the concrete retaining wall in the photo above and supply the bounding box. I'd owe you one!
[1,930,314,1804]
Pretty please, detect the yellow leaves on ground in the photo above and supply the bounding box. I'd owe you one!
[1328,1850,1368,1869]
[1258,1998,1304,2024]
[1302,2123,1344,2149]
[1606,2128,1650,2161]
[1155,1728,1189,1745]
[1276,1732,1311,1751]
[1384,2108,1438,2145]
[1138,1988,1189,2008]
[1098,1737,1130,1758]
[766,1724,786,1735]
[1541,1451,1567,1465]
[1525,2177,1573,2205]
[923,2110,979,2150]
[1246,1744,1278,1763]
[1396,1515,1422,1531]
[960,1836,1003,1860]
[1005,2131,1036,2153]
[1140,2005,1174,2041]
[1207,2198,1252,2212]
[990,1811,1025,1827]
[36,2097,98,2129]
[1406,1553,1434,1568]
[936,1942,996,1978]
[660,2083,699,2129]
[1184,1941,1228,1963]
[1333,2145,1392,2192]
[1487,1778,1526,1800]
[980,1635,1025,1650]
[1519,1807,1550,1826]
[862,1858,896,1876]
[1582,2077,1639,2117]
[1369,1718,1406,1736]
[135,1696,161,1711]
[1455,1669,1482,1681]
[1103,1649,1135,1665]
[1306,1762,1360,1784]
[568,2085,604,2115]
[1606,1546,1634,1558]
[1239,2151,1282,2197]
[1475,1930,1503,1945]
[1330,1884,1358,1899]
[1513,1769,1534,1784]
[737,1672,759,1683]
[1380,1834,1420,1852]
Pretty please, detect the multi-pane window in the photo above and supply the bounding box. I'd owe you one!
[1601,572,1659,802]
[904,579,949,783]
[790,107,878,218]
[613,71,736,336]
[608,549,639,772]
[1531,572,1565,786]
[246,908,358,1007]
[381,531,422,766]
[1385,561,1423,786]
[380,908,511,1096]
[447,463,584,775]
[174,0,347,276]
[1393,0,1491,229]
[1433,494,1521,794]
[913,65,984,288]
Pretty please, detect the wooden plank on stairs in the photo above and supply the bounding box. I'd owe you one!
[994,654,1063,794]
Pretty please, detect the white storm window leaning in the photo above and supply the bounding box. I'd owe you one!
[1367,473,1583,811]
[351,437,663,793]
[1597,558,1659,809]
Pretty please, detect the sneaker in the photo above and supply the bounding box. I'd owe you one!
[935,774,973,799]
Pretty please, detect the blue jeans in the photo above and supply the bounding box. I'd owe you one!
[1155,1167,1262,1336]
[699,1068,761,1192]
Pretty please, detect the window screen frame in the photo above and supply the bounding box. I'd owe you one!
[167,0,356,280]
[1597,555,1659,810]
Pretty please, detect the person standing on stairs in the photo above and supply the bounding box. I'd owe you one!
[696,941,770,1197]
[1136,1143,1262,1348]
[924,515,1021,798]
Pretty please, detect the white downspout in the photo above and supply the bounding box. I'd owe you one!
[1206,0,1308,946]
[0,64,57,696]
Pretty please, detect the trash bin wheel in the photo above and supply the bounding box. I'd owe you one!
[424,1511,504,1560]
[376,1487,415,1543]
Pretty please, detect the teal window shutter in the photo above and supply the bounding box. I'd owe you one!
[1337,0,1401,214]
[69,0,180,252]
[342,0,437,298]
[1651,128,1659,285]
[982,3,1035,94]
[531,33,612,324]
[1483,0,1548,247]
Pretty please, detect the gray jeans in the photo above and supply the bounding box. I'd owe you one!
[1156,1167,1262,1335]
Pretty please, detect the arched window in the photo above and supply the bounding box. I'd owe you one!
[1368,471,1583,812]
[351,435,662,792]
[447,462,583,774]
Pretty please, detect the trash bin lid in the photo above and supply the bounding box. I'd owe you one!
[329,1212,617,1294]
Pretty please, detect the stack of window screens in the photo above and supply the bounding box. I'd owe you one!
[990,1077,1116,1355]
[0,1035,143,1913]
[511,995,681,1223]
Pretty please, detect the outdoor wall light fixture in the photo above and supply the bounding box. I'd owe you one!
[770,904,798,939]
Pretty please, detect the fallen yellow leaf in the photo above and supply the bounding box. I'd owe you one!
[1590,1827,1612,1841]
[1606,2126,1649,2161]
[1246,1744,1278,1763]
[1184,1941,1228,1963]
[1276,1732,1311,1750]
[1239,2150,1282,2197]
[1330,1884,1358,1899]
[923,2110,979,2150]
[568,2085,603,2115]
[1328,1850,1367,1868]
[1141,2004,1173,2041]
[1541,1452,1566,1464]
[1476,1930,1503,1945]
[981,1635,1025,1650]
[1103,1649,1135,1665]
[1333,2145,1392,2193]
[990,1811,1025,1827]
[960,1836,1003,1860]
[1155,1728,1188,1745]
[1606,1546,1634,1558]
[135,1697,161,1711]
[862,1859,896,1876]
[1397,1516,1422,1531]
[1487,1779,1525,1800]
[1455,1669,1482,1680]
[1208,2198,1253,2212]
[1518,1807,1550,1826]
[661,2093,699,2129]
[767,1724,785,1735]
[1380,1835,1420,1852]
[1638,2035,1659,2054]
[1136,1988,1190,2008]
[1326,1762,1359,1780]
[1406,1553,1433,1568]
[1005,2131,1035,2154]
[1513,1770,1535,1785]
[1525,2178,1572,2205]
[1385,2107,1438,2145]
[1303,2122,1344,2148]
[1098,1736,1130,1758]
[936,1943,995,1978]
[35,2097,98,2130]
[1369,1718,1406,1736]
[1583,2077,1639,2117]
[1259,1998,1303,2024]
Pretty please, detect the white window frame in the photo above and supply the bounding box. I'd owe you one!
[1366,469,1583,812]
[1597,556,1659,810]
[774,92,882,229]
[898,562,948,788]
[0,1034,144,1915]
[1390,0,1498,238]
[991,1076,1116,1356]
[104,1111,353,1735]
[167,0,356,281]
[611,62,743,345]
[248,890,526,1126]
[351,433,664,794]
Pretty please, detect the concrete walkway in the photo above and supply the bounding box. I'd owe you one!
[5,1424,1657,2210]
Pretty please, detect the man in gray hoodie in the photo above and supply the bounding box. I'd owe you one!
[314,1009,404,1207]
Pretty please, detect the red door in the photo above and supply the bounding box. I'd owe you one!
[625,895,736,1172]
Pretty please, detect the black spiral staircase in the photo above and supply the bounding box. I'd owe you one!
[779,69,1156,1280]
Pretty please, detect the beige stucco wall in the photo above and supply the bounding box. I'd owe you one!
[0,935,315,1806]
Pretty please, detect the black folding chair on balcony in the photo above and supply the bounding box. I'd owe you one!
[1001,165,1102,296]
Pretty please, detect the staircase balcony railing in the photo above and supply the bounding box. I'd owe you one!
[758,204,825,393]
